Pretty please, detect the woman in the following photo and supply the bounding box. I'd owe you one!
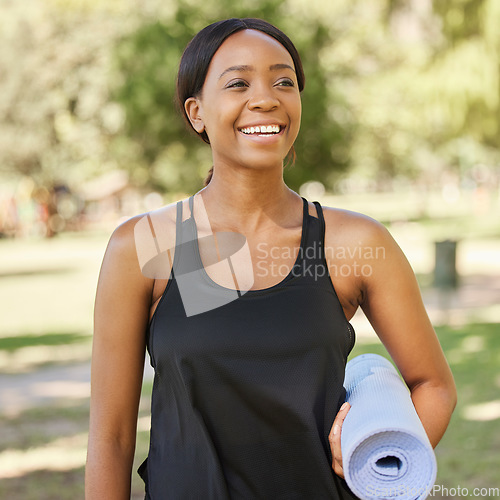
[85,18,456,499]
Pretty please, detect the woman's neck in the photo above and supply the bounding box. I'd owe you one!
[196,165,300,233]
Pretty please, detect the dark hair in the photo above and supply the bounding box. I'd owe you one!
[176,18,305,185]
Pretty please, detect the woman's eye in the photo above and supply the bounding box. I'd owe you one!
[277,79,295,87]
[227,80,248,89]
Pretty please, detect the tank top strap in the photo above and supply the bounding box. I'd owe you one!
[299,195,310,251]
[188,195,195,218]
[172,200,184,275]
[312,200,326,257]
[301,196,308,218]
[295,200,329,285]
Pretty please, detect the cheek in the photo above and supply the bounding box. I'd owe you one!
[294,96,302,120]
[203,100,240,132]
[289,98,302,135]
[285,93,301,121]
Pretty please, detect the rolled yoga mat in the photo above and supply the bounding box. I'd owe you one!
[341,353,437,500]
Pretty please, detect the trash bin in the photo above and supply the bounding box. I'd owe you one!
[434,240,458,289]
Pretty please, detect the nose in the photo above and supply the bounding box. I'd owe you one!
[247,85,279,111]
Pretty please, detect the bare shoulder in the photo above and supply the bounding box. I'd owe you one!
[321,203,417,299]
[112,201,178,243]
[317,205,409,317]
[106,201,180,274]
[321,205,394,249]
[95,201,184,322]
[107,213,147,256]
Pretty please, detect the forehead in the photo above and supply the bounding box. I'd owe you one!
[206,29,294,77]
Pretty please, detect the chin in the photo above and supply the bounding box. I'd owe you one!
[244,150,289,169]
[243,157,285,172]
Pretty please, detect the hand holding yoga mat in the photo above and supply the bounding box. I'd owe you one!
[341,353,437,500]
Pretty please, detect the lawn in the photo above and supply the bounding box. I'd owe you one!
[1,321,498,499]
[0,231,102,372]
[0,191,499,499]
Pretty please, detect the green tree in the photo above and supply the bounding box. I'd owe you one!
[429,0,499,147]
[333,0,500,187]
[2,0,497,200]
[109,0,355,193]
[0,0,135,187]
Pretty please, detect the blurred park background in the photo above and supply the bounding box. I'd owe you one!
[1,0,499,498]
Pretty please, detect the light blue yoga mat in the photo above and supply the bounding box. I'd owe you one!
[342,353,437,500]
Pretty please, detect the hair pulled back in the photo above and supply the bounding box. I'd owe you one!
[176,18,305,185]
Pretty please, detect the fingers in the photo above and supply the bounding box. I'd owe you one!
[328,401,351,479]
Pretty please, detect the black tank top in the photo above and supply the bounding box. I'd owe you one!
[139,196,357,499]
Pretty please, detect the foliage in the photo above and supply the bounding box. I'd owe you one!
[0,0,132,187]
[348,0,500,183]
[428,0,500,147]
[110,17,208,193]
[89,0,500,192]
[109,0,355,192]
[0,0,499,195]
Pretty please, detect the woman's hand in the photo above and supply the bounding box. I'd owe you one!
[328,401,351,479]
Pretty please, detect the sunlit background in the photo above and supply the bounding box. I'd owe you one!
[1,0,499,498]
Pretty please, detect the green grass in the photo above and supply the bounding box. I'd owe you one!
[0,332,90,352]
[0,401,90,500]
[0,403,91,453]
[0,231,103,371]
[1,323,498,499]
[433,323,500,489]
[0,390,152,500]
[0,468,86,500]
[0,230,104,339]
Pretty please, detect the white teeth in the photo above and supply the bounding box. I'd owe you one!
[240,125,281,135]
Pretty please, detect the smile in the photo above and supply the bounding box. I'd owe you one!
[239,125,283,136]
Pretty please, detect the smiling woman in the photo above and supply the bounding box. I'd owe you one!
[86,18,456,500]
[181,27,303,180]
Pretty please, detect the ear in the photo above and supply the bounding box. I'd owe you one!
[184,97,205,134]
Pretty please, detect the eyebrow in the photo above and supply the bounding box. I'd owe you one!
[218,63,296,80]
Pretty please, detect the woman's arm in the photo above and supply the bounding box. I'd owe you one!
[359,220,457,446]
[325,211,456,478]
[85,216,154,499]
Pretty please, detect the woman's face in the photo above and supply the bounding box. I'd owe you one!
[185,29,302,172]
